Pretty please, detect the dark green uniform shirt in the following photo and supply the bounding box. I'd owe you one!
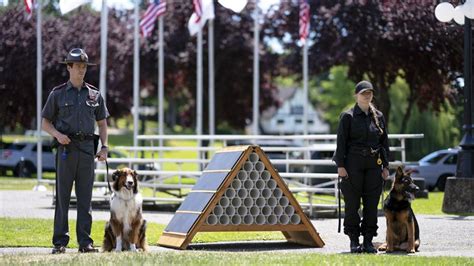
[41,81,109,135]
[333,104,390,168]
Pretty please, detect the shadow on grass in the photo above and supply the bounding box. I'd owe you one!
[424,214,474,219]
[188,240,311,252]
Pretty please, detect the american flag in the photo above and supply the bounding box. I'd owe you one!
[193,0,202,23]
[140,0,167,38]
[299,0,310,43]
[24,0,34,18]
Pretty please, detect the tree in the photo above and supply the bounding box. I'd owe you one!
[0,5,135,131]
[264,1,463,127]
[1,2,280,132]
[312,66,355,132]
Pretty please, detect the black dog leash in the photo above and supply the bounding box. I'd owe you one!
[337,175,345,233]
[380,166,389,209]
[381,178,385,208]
[105,159,112,194]
[96,154,112,195]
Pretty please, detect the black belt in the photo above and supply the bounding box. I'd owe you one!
[348,146,380,157]
[68,133,97,141]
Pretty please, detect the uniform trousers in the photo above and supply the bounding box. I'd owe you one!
[340,152,383,237]
[52,141,95,247]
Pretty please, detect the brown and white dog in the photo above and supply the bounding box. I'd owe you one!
[102,168,148,252]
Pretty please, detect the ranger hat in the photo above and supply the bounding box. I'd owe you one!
[355,80,374,94]
[60,48,97,66]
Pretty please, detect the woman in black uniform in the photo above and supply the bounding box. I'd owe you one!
[333,80,390,253]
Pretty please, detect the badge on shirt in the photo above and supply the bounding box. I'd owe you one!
[86,88,100,107]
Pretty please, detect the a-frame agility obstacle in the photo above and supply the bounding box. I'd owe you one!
[158,145,325,249]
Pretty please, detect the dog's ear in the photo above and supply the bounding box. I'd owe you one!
[112,170,120,181]
[395,166,404,180]
[132,170,139,194]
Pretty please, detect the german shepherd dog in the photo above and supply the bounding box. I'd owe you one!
[379,166,420,253]
[102,168,148,252]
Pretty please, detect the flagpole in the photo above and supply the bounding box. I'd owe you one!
[133,0,139,157]
[35,0,43,188]
[158,15,164,154]
[99,0,108,103]
[197,25,203,162]
[208,18,215,140]
[252,0,260,136]
[303,40,308,135]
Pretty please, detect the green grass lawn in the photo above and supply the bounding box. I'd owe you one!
[1,218,473,265]
[0,177,42,190]
[2,251,473,266]
[0,218,284,248]
[411,192,445,215]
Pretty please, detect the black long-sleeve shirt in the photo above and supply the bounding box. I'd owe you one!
[333,104,390,168]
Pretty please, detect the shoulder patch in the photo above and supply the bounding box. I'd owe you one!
[85,82,99,91]
[51,83,67,92]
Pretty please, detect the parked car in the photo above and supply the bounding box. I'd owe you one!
[0,141,56,177]
[405,148,459,191]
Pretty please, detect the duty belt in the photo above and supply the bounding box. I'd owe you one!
[348,146,380,157]
[68,132,97,141]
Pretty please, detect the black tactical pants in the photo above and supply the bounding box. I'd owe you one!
[341,152,383,237]
[52,141,95,247]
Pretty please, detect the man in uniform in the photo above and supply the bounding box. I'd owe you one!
[42,48,109,254]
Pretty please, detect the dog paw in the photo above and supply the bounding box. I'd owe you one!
[407,249,415,254]
[377,243,387,251]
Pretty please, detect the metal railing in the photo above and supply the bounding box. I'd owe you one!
[85,134,423,216]
[36,134,423,214]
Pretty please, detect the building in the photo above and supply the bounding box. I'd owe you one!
[260,87,329,135]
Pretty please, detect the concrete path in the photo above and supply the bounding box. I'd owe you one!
[1,190,473,257]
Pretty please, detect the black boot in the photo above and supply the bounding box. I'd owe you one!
[349,235,361,253]
[362,235,377,254]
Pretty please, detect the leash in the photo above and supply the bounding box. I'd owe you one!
[381,178,385,208]
[104,159,112,194]
[380,176,390,209]
[95,153,111,195]
[337,175,345,233]
[380,166,390,209]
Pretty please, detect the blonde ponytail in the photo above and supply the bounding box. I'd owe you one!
[369,103,383,135]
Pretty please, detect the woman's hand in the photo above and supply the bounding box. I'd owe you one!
[338,167,348,179]
[382,167,390,180]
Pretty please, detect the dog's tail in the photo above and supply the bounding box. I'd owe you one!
[411,207,421,251]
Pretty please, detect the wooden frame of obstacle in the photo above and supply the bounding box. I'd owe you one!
[158,145,325,250]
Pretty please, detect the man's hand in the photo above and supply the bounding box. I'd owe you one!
[55,133,71,145]
[382,167,390,180]
[96,146,108,161]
